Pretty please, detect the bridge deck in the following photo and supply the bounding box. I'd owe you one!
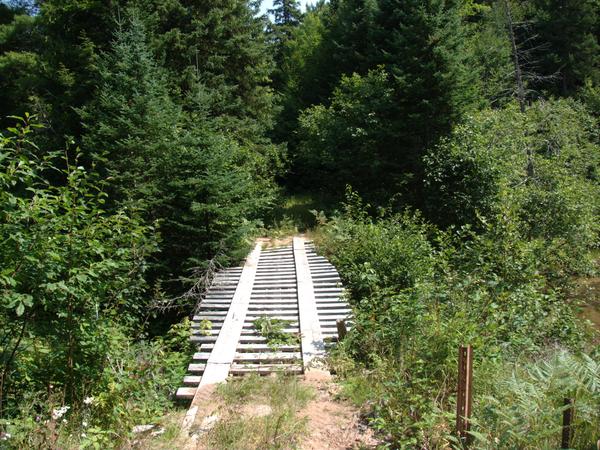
[176,237,351,403]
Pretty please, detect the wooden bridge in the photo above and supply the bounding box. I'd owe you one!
[175,237,351,424]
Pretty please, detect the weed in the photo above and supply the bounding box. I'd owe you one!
[206,374,314,449]
[253,316,299,349]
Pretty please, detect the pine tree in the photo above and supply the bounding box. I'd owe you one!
[268,0,303,75]
[529,0,600,96]
[79,12,179,212]
[80,11,278,281]
[138,0,277,144]
[376,0,476,139]
[269,0,302,27]
[372,0,478,201]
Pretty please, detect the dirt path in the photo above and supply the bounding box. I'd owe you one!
[139,372,379,450]
[299,372,379,450]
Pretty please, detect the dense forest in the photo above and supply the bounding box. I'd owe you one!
[0,0,599,448]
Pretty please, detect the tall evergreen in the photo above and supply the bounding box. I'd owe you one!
[269,0,303,27]
[374,0,477,154]
[79,13,178,210]
[529,0,600,96]
[288,0,478,203]
[138,0,277,144]
[268,0,303,81]
[80,12,278,282]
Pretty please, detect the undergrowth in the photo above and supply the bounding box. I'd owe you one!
[206,374,314,449]
[321,190,599,448]
[253,316,299,349]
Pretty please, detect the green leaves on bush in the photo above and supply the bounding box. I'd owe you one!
[0,116,158,426]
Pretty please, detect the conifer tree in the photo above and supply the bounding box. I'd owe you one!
[529,0,600,96]
[374,0,477,154]
[80,11,278,281]
[139,0,277,144]
[269,0,303,27]
[268,0,303,75]
[79,13,178,212]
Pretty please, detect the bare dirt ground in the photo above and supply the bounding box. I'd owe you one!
[299,371,380,450]
[154,372,380,450]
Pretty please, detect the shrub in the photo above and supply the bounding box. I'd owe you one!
[424,99,600,277]
[322,192,586,447]
[0,117,192,448]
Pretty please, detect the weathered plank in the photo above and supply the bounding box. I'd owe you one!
[293,237,327,372]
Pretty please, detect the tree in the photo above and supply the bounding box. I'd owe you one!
[374,0,478,153]
[138,0,278,145]
[424,99,600,276]
[0,115,157,409]
[269,0,302,27]
[529,0,600,96]
[79,12,179,211]
[297,68,396,197]
[293,0,477,204]
[267,0,303,97]
[80,12,279,283]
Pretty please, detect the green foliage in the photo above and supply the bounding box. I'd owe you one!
[528,0,600,96]
[293,0,478,203]
[2,320,193,449]
[0,14,41,126]
[463,1,514,106]
[297,68,397,198]
[138,0,278,144]
[80,13,279,282]
[0,116,158,407]
[580,78,600,116]
[425,99,600,278]
[0,116,201,450]
[321,187,588,447]
[473,349,600,449]
[253,316,298,348]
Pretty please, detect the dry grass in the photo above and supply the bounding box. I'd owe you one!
[199,374,314,450]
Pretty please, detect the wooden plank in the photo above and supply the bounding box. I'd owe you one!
[176,387,197,399]
[198,242,261,386]
[183,375,202,386]
[182,242,262,431]
[456,345,473,447]
[293,237,327,373]
[234,352,302,362]
[204,343,299,352]
[230,364,303,374]
[187,363,207,373]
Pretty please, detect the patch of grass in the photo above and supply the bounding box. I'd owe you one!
[207,374,314,449]
[266,193,338,234]
[253,316,299,348]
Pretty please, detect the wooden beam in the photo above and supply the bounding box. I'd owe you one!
[456,345,473,447]
[293,237,327,372]
[182,242,262,431]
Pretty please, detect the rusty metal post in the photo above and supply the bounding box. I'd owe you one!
[561,398,574,449]
[336,319,347,341]
[456,345,473,447]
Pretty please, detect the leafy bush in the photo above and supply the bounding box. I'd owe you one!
[1,320,193,449]
[297,68,399,199]
[0,117,192,448]
[321,191,588,447]
[0,116,158,406]
[425,99,600,279]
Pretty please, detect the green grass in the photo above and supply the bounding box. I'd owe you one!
[205,374,314,450]
[265,192,339,235]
